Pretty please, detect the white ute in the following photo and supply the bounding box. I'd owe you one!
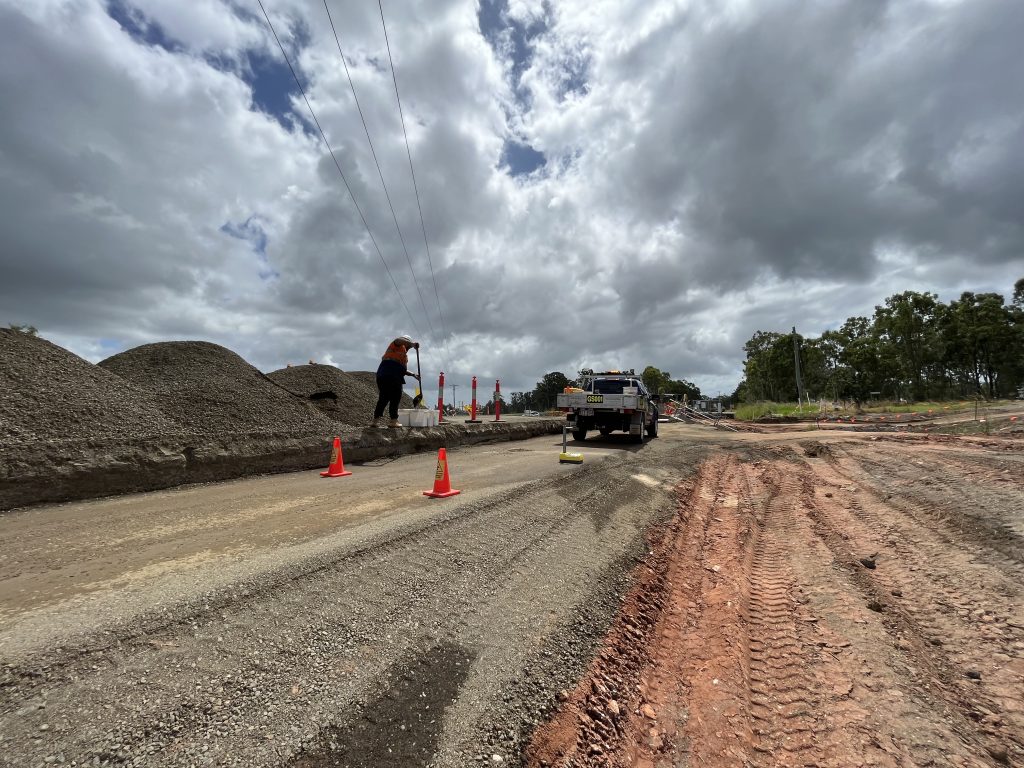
[556,370,659,443]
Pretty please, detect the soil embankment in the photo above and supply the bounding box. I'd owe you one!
[0,332,559,510]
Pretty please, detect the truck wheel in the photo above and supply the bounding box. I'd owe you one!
[646,416,658,438]
[572,428,587,442]
[599,426,613,436]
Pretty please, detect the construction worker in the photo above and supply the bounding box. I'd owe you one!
[370,335,420,428]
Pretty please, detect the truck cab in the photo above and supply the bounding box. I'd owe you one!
[555,370,659,443]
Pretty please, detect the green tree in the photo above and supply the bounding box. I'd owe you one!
[829,317,891,404]
[510,391,534,412]
[641,366,672,394]
[667,378,701,399]
[8,323,38,336]
[872,291,941,400]
[812,332,848,401]
[531,372,572,410]
[945,292,1016,397]
[737,285,1024,405]
[741,331,798,401]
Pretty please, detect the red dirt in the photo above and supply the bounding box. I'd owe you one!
[527,435,1023,767]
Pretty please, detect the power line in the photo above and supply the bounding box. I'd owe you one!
[322,0,436,345]
[377,0,454,373]
[255,0,421,337]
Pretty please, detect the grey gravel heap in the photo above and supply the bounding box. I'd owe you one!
[347,371,415,410]
[266,364,382,426]
[99,341,332,436]
[0,328,185,443]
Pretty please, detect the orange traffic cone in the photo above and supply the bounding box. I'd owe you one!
[320,437,352,477]
[423,447,460,498]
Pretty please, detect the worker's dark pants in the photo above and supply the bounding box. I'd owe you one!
[374,375,404,419]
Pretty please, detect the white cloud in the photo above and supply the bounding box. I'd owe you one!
[1,0,1023,404]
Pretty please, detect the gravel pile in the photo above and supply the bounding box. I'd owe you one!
[99,341,332,436]
[266,364,381,426]
[0,328,185,443]
[347,371,415,409]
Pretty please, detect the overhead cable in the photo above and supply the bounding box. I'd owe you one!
[322,0,437,345]
[377,0,454,372]
[256,0,421,337]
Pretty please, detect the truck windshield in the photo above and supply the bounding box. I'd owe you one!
[592,379,632,394]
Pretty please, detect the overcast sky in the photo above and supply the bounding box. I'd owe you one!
[2,0,1023,401]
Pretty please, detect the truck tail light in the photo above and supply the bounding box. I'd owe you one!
[623,408,634,414]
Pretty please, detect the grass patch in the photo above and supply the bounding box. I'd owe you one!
[734,399,1013,421]
[734,402,821,420]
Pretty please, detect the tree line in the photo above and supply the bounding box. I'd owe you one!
[735,280,1024,404]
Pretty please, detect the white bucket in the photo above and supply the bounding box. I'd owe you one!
[398,408,439,427]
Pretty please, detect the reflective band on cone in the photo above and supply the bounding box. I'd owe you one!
[423,447,460,498]
[320,437,352,478]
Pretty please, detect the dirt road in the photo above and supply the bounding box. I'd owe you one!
[529,433,1024,767]
[1,425,1022,767]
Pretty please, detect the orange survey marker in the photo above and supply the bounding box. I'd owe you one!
[423,447,460,498]
[320,437,352,477]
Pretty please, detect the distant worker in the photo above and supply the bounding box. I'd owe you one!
[370,335,420,428]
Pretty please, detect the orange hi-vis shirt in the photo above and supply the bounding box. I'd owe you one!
[377,340,410,378]
[382,340,409,367]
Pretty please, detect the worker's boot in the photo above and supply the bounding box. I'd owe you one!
[388,418,401,429]
[368,417,380,429]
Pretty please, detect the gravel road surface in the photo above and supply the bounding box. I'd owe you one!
[0,428,708,767]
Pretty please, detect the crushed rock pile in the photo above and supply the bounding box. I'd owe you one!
[346,371,415,410]
[0,328,185,443]
[99,341,332,436]
[266,364,381,426]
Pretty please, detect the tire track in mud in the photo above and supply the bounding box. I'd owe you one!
[841,444,1024,574]
[528,442,1021,768]
[528,453,835,767]
[875,444,1024,557]
[809,443,1024,671]
[746,468,820,765]
[526,455,736,767]
[806,444,1023,630]
[793,446,1023,763]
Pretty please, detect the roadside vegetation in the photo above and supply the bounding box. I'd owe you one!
[733,399,1011,421]
[734,280,1024,407]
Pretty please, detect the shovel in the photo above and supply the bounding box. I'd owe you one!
[412,346,424,408]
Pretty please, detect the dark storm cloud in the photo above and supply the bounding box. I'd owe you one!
[601,0,1024,287]
[2,0,1023,401]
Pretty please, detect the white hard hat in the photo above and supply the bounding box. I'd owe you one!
[396,335,414,345]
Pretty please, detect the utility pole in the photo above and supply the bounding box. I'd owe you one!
[450,384,459,413]
[793,326,806,407]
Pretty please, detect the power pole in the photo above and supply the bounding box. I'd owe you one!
[793,326,806,406]
[450,384,459,412]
